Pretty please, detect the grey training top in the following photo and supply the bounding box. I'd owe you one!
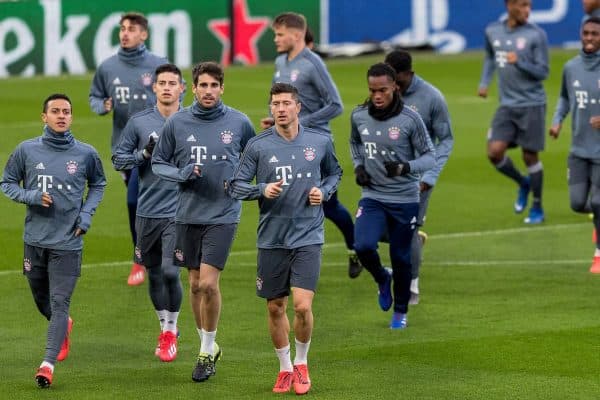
[402,74,453,187]
[152,102,255,225]
[350,104,435,204]
[552,50,600,160]
[229,126,342,249]
[112,106,178,218]
[272,48,343,134]
[89,45,168,152]
[1,128,106,251]
[479,19,549,107]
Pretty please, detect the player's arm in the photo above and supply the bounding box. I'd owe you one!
[349,111,371,186]
[550,69,570,139]
[403,116,436,175]
[89,67,112,115]
[77,150,107,235]
[513,29,549,81]
[317,137,342,203]
[151,120,198,182]
[421,95,454,187]
[0,145,45,206]
[478,33,496,98]
[111,119,146,170]
[300,60,343,128]
[228,142,266,200]
[240,117,257,152]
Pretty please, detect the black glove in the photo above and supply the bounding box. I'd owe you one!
[143,136,156,158]
[354,165,371,186]
[384,160,410,177]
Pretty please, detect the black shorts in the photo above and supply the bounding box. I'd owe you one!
[173,223,237,270]
[256,245,322,299]
[488,105,545,152]
[135,217,176,268]
[23,244,82,278]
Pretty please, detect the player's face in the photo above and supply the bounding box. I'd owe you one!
[368,75,396,109]
[193,73,223,108]
[153,72,184,106]
[42,99,72,133]
[583,0,600,14]
[270,93,301,128]
[582,22,600,53]
[507,0,531,25]
[395,71,414,94]
[273,25,301,53]
[119,19,148,49]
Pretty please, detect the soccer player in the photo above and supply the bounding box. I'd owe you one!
[478,0,549,224]
[549,17,600,273]
[583,0,600,21]
[230,82,342,395]
[261,12,361,279]
[1,94,106,388]
[152,61,255,382]
[385,50,454,305]
[350,63,435,329]
[112,64,185,361]
[90,12,168,286]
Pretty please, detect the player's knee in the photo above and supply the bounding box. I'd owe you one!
[570,198,588,213]
[267,299,286,317]
[293,302,312,319]
[198,280,219,298]
[162,265,179,283]
[50,293,71,312]
[353,238,377,254]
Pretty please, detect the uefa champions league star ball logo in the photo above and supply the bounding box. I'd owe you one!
[388,126,401,140]
[174,249,184,262]
[290,69,300,82]
[303,147,316,161]
[256,277,263,290]
[66,160,78,175]
[221,130,233,144]
[141,72,153,87]
[23,258,32,272]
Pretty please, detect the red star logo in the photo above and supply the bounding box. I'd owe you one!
[208,0,270,66]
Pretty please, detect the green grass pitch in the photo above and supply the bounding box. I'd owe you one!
[2,50,600,399]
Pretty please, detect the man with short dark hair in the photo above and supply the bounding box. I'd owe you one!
[230,82,342,395]
[478,0,549,224]
[152,61,255,382]
[112,63,185,362]
[90,12,169,286]
[583,0,600,21]
[1,94,106,388]
[262,12,361,278]
[385,49,453,305]
[549,17,600,273]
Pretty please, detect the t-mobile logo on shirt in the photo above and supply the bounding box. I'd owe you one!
[495,51,508,68]
[575,91,589,109]
[190,146,208,165]
[114,86,130,104]
[364,142,378,159]
[37,175,53,192]
[275,166,293,185]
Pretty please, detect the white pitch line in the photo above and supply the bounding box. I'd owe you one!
[0,222,590,276]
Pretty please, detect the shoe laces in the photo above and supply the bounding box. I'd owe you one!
[294,366,309,384]
[197,352,213,364]
[275,372,293,388]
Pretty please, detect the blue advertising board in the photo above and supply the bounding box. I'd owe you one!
[326,0,584,53]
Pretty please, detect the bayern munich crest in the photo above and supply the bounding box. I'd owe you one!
[66,160,78,175]
[303,147,316,161]
[23,258,32,272]
[516,37,526,50]
[388,126,401,140]
[135,246,142,260]
[141,72,153,87]
[290,69,300,82]
[174,249,184,262]
[221,130,233,144]
[256,277,263,290]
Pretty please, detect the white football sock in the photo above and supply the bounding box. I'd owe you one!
[155,309,167,331]
[293,338,311,365]
[200,329,217,356]
[275,344,293,372]
[40,361,54,372]
[165,311,179,334]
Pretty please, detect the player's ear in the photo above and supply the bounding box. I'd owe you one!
[41,112,47,124]
[141,29,148,42]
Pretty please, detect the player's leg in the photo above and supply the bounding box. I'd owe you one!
[410,187,432,304]
[257,248,293,393]
[323,192,361,278]
[289,245,320,395]
[587,158,600,273]
[387,202,419,329]
[354,198,392,311]
[126,167,145,286]
[487,106,529,212]
[160,219,182,358]
[24,245,51,320]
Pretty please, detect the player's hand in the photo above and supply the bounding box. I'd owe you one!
[478,87,488,98]
[264,179,284,199]
[260,117,275,129]
[384,160,411,177]
[143,136,156,159]
[506,51,518,64]
[549,124,561,139]
[104,97,113,112]
[193,165,202,177]
[354,165,371,186]
[41,192,53,208]
[590,116,600,130]
[308,187,323,205]
[420,182,432,192]
[75,228,85,237]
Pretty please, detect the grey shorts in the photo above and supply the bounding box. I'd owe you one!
[23,244,82,278]
[256,245,322,300]
[135,217,176,269]
[173,223,237,270]
[488,105,546,152]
